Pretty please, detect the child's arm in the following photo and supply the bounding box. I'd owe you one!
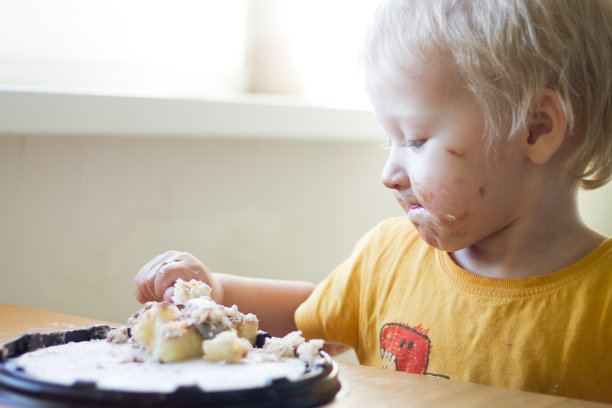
[133,250,315,337]
[214,273,315,337]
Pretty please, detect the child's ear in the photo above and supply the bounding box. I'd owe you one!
[524,88,567,165]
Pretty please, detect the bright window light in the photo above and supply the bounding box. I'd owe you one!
[283,0,380,109]
[0,0,379,108]
[0,0,249,97]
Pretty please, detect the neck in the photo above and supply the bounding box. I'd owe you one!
[451,187,606,279]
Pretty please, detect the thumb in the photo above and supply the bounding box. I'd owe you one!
[163,286,175,303]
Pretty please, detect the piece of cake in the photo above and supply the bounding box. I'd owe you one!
[106,326,130,344]
[181,298,260,345]
[171,279,212,305]
[152,320,205,362]
[217,303,259,345]
[181,298,233,338]
[128,301,180,353]
[202,330,252,363]
[262,331,305,358]
[297,339,325,366]
[119,279,325,366]
[124,280,260,363]
[234,313,259,345]
[263,331,324,367]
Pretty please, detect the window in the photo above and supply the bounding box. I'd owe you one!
[0,0,379,109]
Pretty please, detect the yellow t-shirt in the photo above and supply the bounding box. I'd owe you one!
[295,217,612,403]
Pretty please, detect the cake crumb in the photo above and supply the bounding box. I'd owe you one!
[172,279,212,305]
[106,327,130,344]
[262,331,324,367]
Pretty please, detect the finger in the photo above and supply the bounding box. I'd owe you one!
[176,253,206,280]
[163,286,175,303]
[153,262,190,300]
[134,279,149,304]
[139,261,166,302]
[135,251,180,302]
[135,265,161,303]
[138,251,178,282]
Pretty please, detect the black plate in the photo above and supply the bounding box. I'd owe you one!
[0,325,340,408]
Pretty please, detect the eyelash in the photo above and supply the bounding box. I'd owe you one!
[380,139,426,151]
[405,140,426,150]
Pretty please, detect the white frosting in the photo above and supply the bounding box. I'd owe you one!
[11,340,309,392]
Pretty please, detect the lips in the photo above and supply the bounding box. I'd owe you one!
[394,194,422,213]
[395,195,423,213]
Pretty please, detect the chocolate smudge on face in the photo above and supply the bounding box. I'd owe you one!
[478,185,488,197]
[444,148,466,159]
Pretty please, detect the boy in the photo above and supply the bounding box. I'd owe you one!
[134,0,612,402]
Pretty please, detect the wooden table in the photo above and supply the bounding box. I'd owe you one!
[0,303,608,407]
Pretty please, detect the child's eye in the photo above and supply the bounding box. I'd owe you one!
[405,139,426,150]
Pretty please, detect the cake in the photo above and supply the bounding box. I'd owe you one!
[5,279,331,398]
[121,279,321,365]
[171,278,212,304]
[202,330,252,363]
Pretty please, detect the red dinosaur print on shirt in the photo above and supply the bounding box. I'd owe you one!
[379,322,448,378]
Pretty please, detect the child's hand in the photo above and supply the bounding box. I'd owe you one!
[133,251,223,305]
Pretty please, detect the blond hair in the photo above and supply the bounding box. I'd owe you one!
[363,0,612,189]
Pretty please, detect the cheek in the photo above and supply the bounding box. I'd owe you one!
[410,147,494,213]
[413,175,460,209]
[413,176,484,221]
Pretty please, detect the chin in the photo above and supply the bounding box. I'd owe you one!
[414,224,466,252]
[414,224,441,248]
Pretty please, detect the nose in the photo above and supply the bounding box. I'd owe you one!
[381,149,410,191]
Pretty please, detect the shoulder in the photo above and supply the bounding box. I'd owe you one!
[600,236,612,255]
[590,237,612,280]
[582,237,612,274]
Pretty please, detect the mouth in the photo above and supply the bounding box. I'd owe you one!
[394,194,423,213]
[406,203,428,224]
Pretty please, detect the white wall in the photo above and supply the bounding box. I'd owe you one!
[0,91,403,325]
[0,134,404,323]
[1,90,611,328]
[579,187,612,237]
